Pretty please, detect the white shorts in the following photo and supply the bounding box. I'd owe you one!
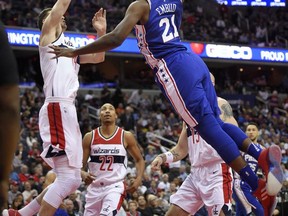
[39,97,83,168]
[84,182,125,216]
[170,163,233,216]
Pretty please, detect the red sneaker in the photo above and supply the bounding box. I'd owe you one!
[2,209,21,216]
[257,145,284,195]
[253,179,277,216]
[253,178,267,200]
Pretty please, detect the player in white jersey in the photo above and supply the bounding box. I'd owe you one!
[2,1,106,216]
[81,103,145,216]
[152,96,235,216]
[151,74,235,216]
[233,123,277,216]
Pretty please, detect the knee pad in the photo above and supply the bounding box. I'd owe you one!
[43,177,81,208]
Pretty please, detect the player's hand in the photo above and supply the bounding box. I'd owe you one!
[81,171,96,185]
[151,156,163,171]
[92,8,107,35]
[48,46,76,59]
[126,177,141,194]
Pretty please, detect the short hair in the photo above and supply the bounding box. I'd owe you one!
[246,122,259,129]
[37,8,52,30]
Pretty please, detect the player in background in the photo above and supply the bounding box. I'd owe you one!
[50,0,284,197]
[151,73,235,216]
[233,122,277,216]
[3,0,106,215]
[81,103,145,216]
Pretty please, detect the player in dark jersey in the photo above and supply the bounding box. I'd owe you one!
[50,0,284,197]
[233,122,277,216]
[0,21,19,212]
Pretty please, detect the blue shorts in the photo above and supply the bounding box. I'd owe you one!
[154,51,220,128]
[233,179,263,216]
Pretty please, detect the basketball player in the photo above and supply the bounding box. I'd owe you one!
[50,0,284,196]
[0,21,19,212]
[151,77,235,216]
[2,0,106,215]
[233,122,277,216]
[81,103,145,216]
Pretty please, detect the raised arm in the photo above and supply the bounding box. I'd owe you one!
[79,8,107,64]
[51,0,149,58]
[151,122,188,171]
[40,0,71,46]
[218,97,238,126]
[125,131,145,194]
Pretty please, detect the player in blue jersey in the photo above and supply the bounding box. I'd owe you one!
[233,122,277,216]
[50,0,284,196]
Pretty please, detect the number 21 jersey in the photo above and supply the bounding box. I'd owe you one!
[135,0,186,69]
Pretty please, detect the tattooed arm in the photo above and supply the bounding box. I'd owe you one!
[151,122,188,170]
[218,97,238,126]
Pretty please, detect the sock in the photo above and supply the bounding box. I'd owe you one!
[239,165,259,191]
[247,143,262,160]
[19,199,40,216]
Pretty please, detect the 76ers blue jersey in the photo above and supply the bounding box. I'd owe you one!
[135,0,186,69]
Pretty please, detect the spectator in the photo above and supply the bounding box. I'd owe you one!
[126,200,141,216]
[137,195,153,216]
[8,181,21,206]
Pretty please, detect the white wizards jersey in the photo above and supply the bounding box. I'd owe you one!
[39,33,80,99]
[187,127,224,168]
[88,127,128,186]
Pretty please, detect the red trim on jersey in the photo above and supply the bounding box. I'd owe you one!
[221,163,232,203]
[117,184,126,210]
[92,127,124,145]
[47,103,66,149]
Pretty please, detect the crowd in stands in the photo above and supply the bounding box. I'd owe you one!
[1,0,288,48]
[6,81,288,215]
[2,0,288,215]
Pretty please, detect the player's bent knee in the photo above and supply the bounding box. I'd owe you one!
[43,177,81,208]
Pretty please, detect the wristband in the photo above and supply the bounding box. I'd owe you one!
[164,152,174,163]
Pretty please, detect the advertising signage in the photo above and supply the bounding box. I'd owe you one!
[6,27,139,54]
[6,27,288,64]
[187,42,288,63]
[216,0,286,7]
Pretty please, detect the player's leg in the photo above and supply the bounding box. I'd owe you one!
[39,156,81,216]
[165,204,190,216]
[2,180,52,216]
[156,53,260,191]
[202,163,233,216]
[98,182,125,216]
[169,174,203,216]
[233,179,264,216]
[253,179,278,216]
[83,185,102,216]
[222,122,284,195]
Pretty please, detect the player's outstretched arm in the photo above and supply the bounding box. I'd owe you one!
[50,0,149,58]
[151,122,188,171]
